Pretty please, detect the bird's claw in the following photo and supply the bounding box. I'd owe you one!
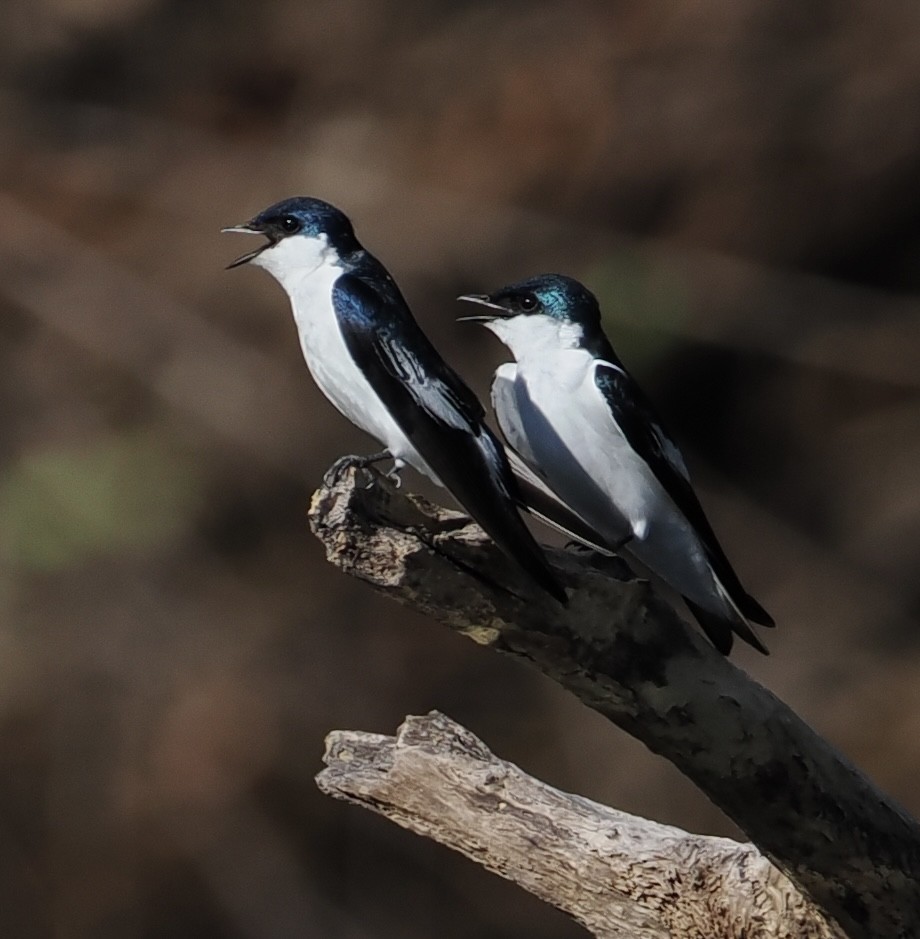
[323,455,359,488]
[564,539,595,554]
[564,532,633,556]
[323,451,391,489]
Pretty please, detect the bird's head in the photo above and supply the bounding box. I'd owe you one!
[223,196,360,286]
[458,274,602,357]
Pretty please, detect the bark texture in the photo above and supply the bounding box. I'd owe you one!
[308,466,920,939]
[318,711,843,939]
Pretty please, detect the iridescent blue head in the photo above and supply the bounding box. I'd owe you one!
[460,274,602,326]
[458,274,608,359]
[223,196,361,270]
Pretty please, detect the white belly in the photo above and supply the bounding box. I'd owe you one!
[507,354,648,544]
[506,353,723,609]
[285,261,437,481]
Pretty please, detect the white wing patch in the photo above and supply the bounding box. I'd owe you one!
[476,426,514,499]
[383,342,471,433]
[650,422,690,481]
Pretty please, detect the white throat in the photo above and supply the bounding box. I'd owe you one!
[251,232,340,292]
[484,314,584,364]
[244,227,439,482]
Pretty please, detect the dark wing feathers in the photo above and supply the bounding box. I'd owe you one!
[594,363,773,628]
[332,272,566,603]
[373,327,483,433]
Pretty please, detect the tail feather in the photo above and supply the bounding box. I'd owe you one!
[459,480,568,607]
[738,591,775,628]
[685,598,769,655]
[683,600,736,654]
[505,446,773,651]
[474,490,568,606]
[454,432,568,606]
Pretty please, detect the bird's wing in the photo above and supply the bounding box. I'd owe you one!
[594,361,773,627]
[491,364,616,553]
[333,273,484,433]
[332,273,566,603]
[594,362,691,482]
[491,364,540,468]
[505,449,616,556]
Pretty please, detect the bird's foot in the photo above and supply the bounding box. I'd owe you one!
[563,532,632,556]
[323,450,392,489]
[564,540,595,555]
[383,459,405,489]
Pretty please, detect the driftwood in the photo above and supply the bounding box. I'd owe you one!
[308,466,920,939]
[318,711,841,939]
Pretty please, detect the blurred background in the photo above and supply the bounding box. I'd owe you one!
[1,1,919,935]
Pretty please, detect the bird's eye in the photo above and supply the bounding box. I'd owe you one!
[279,215,300,233]
[518,294,538,312]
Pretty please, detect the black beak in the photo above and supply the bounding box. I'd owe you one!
[456,294,508,322]
[222,222,274,269]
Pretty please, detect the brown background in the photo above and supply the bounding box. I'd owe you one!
[1,2,919,936]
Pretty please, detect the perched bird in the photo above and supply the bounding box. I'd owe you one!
[458,274,774,653]
[223,197,565,603]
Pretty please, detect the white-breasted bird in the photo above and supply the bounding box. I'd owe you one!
[459,273,774,653]
[224,197,565,603]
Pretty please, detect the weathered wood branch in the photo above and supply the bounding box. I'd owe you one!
[308,467,920,939]
[317,711,842,939]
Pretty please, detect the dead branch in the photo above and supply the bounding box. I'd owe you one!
[308,466,920,939]
[317,711,842,939]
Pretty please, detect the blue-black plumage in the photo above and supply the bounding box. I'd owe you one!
[224,198,566,604]
[459,273,774,654]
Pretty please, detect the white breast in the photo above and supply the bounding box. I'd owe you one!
[252,235,436,481]
[507,350,646,544]
[486,314,661,541]
[490,316,725,608]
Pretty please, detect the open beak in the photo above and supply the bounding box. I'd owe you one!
[456,293,508,322]
[222,222,274,269]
